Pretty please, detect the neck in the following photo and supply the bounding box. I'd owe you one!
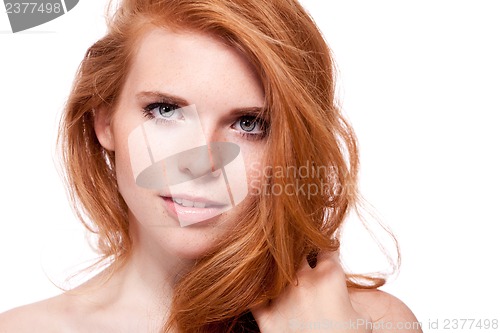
[68,218,194,331]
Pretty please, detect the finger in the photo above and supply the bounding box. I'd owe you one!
[297,250,337,277]
[315,249,340,264]
[315,250,350,298]
[316,253,372,321]
[250,300,272,329]
[296,252,315,275]
[315,250,343,275]
[250,302,267,320]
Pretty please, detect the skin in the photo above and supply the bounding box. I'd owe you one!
[0,28,422,333]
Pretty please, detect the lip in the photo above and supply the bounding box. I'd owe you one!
[161,195,230,227]
[161,193,227,207]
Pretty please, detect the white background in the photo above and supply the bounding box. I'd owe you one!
[1,0,499,329]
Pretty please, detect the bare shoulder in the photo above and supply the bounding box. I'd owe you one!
[0,295,69,333]
[348,288,423,333]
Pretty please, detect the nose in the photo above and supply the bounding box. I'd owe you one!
[177,144,220,179]
[175,115,228,179]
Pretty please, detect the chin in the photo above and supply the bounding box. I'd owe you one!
[162,230,225,260]
[138,212,233,259]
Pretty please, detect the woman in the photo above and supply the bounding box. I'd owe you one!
[0,0,421,332]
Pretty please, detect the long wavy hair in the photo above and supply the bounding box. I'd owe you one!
[58,0,396,331]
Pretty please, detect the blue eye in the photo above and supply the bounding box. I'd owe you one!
[157,103,178,117]
[142,102,183,124]
[233,115,267,140]
[240,116,258,132]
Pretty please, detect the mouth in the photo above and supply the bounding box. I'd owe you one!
[171,197,223,209]
[161,195,231,227]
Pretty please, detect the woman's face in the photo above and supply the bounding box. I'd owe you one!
[95,28,266,259]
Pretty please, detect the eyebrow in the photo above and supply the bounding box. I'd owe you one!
[135,91,189,106]
[230,107,265,117]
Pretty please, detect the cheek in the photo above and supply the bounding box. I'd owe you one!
[110,113,147,192]
[113,132,167,226]
[114,141,137,198]
[241,146,267,196]
[245,159,262,182]
[112,124,145,200]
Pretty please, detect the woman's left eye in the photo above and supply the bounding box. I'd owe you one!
[233,116,267,138]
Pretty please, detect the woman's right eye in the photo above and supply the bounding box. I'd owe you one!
[142,102,183,123]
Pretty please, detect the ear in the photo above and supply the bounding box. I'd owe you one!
[94,107,115,151]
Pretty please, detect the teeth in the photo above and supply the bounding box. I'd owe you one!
[172,197,207,208]
[193,201,206,208]
[182,199,194,207]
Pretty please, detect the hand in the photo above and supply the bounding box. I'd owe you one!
[251,251,372,332]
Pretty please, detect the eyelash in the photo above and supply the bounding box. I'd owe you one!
[142,102,182,125]
[232,116,267,141]
[142,102,268,140]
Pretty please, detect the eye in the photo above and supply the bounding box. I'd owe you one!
[158,103,178,117]
[143,102,183,123]
[233,115,267,139]
[149,103,179,117]
[240,116,258,132]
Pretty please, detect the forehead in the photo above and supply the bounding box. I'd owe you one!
[122,28,264,107]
